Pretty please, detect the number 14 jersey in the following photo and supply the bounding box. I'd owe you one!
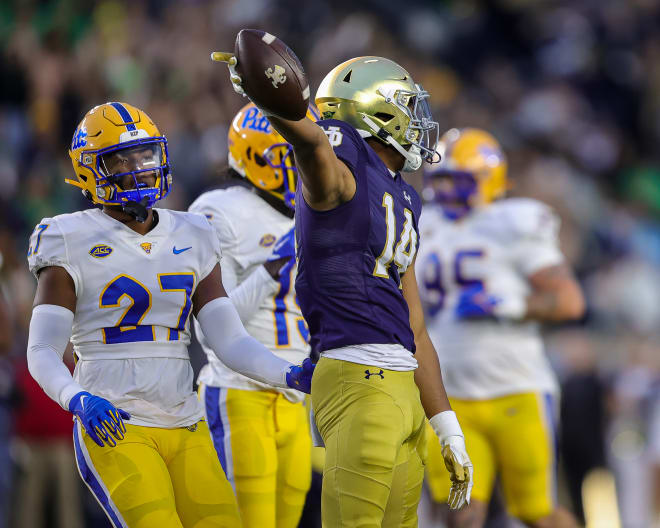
[295,119,421,369]
[27,207,222,427]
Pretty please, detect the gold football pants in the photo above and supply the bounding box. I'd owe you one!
[73,420,240,528]
[201,385,311,528]
[426,392,557,522]
[311,357,426,528]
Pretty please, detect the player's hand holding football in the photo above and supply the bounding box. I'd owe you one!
[69,391,131,447]
[211,30,311,121]
[429,410,473,509]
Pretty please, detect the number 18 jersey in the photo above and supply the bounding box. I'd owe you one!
[295,119,421,369]
[27,207,222,427]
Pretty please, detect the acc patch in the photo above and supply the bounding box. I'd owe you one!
[259,234,276,247]
[140,242,152,254]
[89,244,113,258]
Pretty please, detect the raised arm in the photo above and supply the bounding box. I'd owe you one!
[266,115,355,210]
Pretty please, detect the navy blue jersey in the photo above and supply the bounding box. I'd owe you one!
[295,119,422,355]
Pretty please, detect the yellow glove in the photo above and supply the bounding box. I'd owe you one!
[430,410,473,510]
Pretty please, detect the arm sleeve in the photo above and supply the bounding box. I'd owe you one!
[196,296,291,387]
[223,261,279,323]
[27,304,84,410]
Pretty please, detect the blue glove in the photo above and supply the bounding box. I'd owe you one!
[68,391,131,447]
[454,284,500,319]
[269,228,295,261]
[268,227,296,278]
[286,358,315,394]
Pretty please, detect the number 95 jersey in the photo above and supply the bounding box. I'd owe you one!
[416,198,563,400]
[27,207,222,427]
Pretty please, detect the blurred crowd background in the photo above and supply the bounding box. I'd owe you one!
[1,0,660,526]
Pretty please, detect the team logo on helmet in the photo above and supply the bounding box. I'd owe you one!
[89,244,113,258]
[71,125,88,150]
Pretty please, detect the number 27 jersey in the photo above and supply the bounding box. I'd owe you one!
[27,207,222,427]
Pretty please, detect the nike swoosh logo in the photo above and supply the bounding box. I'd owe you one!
[173,246,192,254]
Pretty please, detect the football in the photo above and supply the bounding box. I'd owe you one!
[233,29,310,121]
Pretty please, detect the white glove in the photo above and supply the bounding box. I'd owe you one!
[429,410,473,510]
[210,52,246,96]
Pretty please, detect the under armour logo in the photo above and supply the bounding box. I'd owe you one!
[403,191,412,205]
[364,369,384,379]
[265,64,287,88]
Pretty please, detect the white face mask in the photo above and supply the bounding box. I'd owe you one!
[401,145,422,172]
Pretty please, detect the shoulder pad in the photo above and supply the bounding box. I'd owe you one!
[316,119,364,175]
[486,198,559,240]
[27,217,65,276]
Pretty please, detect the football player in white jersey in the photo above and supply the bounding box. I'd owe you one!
[25,102,314,528]
[417,128,585,528]
[188,102,318,528]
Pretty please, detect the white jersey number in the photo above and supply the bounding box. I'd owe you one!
[373,193,417,278]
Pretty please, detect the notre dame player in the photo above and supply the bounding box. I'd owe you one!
[218,53,473,527]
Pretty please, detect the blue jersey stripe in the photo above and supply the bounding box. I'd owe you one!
[204,386,228,475]
[110,102,137,131]
[73,423,126,528]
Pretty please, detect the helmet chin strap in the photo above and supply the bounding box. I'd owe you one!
[360,114,422,172]
[122,196,150,223]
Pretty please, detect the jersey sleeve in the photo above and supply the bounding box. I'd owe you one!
[316,119,364,176]
[507,200,564,276]
[184,212,223,282]
[27,218,82,294]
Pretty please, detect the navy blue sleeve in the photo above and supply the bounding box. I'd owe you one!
[315,119,364,176]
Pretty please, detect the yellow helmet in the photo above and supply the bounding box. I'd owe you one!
[67,102,171,212]
[228,102,320,209]
[315,56,439,171]
[423,128,507,219]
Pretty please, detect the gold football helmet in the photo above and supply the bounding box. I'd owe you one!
[228,102,319,209]
[423,128,507,219]
[67,102,171,214]
[315,56,439,171]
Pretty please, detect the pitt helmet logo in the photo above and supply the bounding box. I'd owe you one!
[71,125,87,150]
[241,106,272,132]
[259,234,276,247]
[364,369,384,380]
[89,244,113,258]
[140,242,152,254]
[265,64,287,88]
